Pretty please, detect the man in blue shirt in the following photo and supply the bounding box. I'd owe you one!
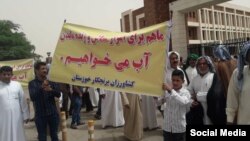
[28,62,61,141]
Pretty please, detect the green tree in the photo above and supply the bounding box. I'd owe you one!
[0,20,41,61]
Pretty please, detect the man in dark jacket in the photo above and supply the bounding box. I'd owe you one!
[29,62,61,141]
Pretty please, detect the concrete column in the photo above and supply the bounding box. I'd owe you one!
[204,9,209,42]
[212,6,216,41]
[223,6,228,40]
[198,9,203,41]
[218,12,222,41]
[172,11,188,58]
[244,12,247,37]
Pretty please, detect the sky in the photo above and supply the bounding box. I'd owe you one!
[0,0,249,60]
[0,0,144,59]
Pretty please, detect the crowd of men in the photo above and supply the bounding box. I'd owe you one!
[0,42,250,141]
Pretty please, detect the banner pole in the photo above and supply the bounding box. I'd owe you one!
[61,112,67,141]
[88,120,95,141]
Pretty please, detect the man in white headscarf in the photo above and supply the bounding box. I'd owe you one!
[188,55,227,125]
[187,56,215,125]
[165,51,187,86]
[159,51,188,116]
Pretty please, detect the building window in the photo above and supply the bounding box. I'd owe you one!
[202,31,206,40]
[189,12,192,18]
[218,13,222,25]
[242,16,245,27]
[232,15,235,26]
[221,13,225,25]
[193,12,196,18]
[211,31,214,40]
[247,18,250,28]
[236,16,239,27]
[201,10,205,23]
[228,32,231,39]
[209,11,213,24]
[124,15,130,32]
[226,14,230,26]
[188,27,198,40]
[214,12,218,25]
[223,31,227,40]
[216,31,220,40]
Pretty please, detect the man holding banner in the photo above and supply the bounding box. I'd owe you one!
[49,22,167,97]
[28,62,61,141]
[47,21,168,140]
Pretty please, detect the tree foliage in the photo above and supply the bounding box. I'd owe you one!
[0,20,41,61]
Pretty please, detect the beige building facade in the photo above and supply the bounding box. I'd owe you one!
[187,2,250,55]
[120,0,250,58]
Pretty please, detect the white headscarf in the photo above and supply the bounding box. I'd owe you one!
[166,51,180,70]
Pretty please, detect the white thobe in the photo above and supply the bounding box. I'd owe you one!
[101,90,124,128]
[188,72,214,125]
[88,87,99,107]
[185,66,198,82]
[141,95,158,129]
[163,88,191,133]
[0,81,29,141]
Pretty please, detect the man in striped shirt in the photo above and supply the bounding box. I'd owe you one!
[162,69,192,141]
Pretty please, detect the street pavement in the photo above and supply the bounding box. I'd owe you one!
[24,109,163,141]
[23,88,164,141]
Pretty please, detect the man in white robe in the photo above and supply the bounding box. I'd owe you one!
[165,51,187,86]
[184,53,199,84]
[187,56,215,125]
[141,95,158,130]
[88,87,99,107]
[227,43,250,124]
[121,93,143,141]
[101,89,124,128]
[0,66,29,141]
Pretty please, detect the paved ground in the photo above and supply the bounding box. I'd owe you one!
[23,89,164,141]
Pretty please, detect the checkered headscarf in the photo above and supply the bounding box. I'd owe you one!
[236,42,250,91]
